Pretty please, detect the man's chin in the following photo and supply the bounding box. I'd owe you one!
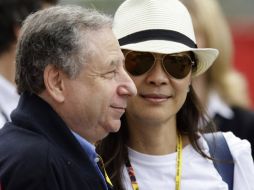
[106,120,121,133]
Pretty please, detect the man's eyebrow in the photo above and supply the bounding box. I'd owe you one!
[109,59,122,67]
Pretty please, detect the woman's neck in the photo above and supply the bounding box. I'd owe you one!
[127,118,179,155]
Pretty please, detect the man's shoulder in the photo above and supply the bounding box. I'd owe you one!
[0,123,107,190]
[0,123,53,189]
[0,126,61,189]
[0,122,51,164]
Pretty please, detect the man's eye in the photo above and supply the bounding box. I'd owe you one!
[102,70,117,79]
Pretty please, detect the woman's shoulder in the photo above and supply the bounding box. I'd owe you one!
[223,132,254,189]
[199,131,252,163]
[223,131,252,156]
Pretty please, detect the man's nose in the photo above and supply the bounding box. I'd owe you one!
[118,69,137,97]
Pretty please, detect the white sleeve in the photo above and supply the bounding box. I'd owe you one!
[224,132,254,190]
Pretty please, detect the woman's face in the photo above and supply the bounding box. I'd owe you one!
[124,51,192,125]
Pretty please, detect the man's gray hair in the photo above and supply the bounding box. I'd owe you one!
[15,5,112,94]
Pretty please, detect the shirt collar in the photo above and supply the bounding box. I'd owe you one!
[71,131,97,162]
[71,131,109,189]
[207,91,234,119]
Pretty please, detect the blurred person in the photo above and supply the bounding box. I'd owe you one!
[0,5,136,190]
[0,0,58,128]
[97,0,254,189]
[180,0,254,158]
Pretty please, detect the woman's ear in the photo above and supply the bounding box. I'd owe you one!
[43,64,65,103]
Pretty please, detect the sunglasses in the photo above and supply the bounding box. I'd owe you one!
[123,51,195,79]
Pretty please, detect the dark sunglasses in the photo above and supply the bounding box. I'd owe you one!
[123,51,195,79]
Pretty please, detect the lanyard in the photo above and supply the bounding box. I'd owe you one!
[97,155,113,187]
[175,134,183,190]
[126,134,183,190]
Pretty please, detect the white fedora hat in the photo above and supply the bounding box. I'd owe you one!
[113,0,219,77]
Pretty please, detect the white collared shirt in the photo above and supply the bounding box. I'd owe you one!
[207,91,234,120]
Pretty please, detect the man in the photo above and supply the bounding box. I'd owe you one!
[0,0,58,127]
[0,5,136,190]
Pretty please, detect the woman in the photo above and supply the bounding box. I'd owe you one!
[97,0,254,189]
[180,0,254,158]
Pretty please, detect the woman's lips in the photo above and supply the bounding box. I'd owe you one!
[140,93,171,103]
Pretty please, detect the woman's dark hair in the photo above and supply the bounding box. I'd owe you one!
[96,83,214,190]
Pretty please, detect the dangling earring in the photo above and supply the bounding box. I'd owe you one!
[187,86,190,93]
[187,84,191,93]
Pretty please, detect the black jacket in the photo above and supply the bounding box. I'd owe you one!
[214,106,254,159]
[0,92,112,190]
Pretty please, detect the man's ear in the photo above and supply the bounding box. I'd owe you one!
[43,64,65,103]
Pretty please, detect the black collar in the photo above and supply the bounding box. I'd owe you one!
[10,92,97,175]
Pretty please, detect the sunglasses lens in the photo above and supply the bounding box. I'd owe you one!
[125,52,154,76]
[163,55,193,79]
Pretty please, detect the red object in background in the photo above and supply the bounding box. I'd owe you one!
[231,22,254,109]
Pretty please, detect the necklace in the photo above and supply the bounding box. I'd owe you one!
[125,134,183,190]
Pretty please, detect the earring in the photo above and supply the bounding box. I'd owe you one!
[187,84,191,93]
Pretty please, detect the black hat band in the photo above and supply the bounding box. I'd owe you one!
[118,29,197,48]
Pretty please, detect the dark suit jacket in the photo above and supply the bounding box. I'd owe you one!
[0,92,112,190]
[214,106,254,159]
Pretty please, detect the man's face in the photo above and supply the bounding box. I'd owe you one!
[62,28,136,143]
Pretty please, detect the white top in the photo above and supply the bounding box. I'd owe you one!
[122,132,254,190]
[0,75,19,128]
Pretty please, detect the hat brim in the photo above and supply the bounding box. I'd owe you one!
[120,40,219,77]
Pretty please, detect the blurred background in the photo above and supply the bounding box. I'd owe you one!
[60,0,254,108]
